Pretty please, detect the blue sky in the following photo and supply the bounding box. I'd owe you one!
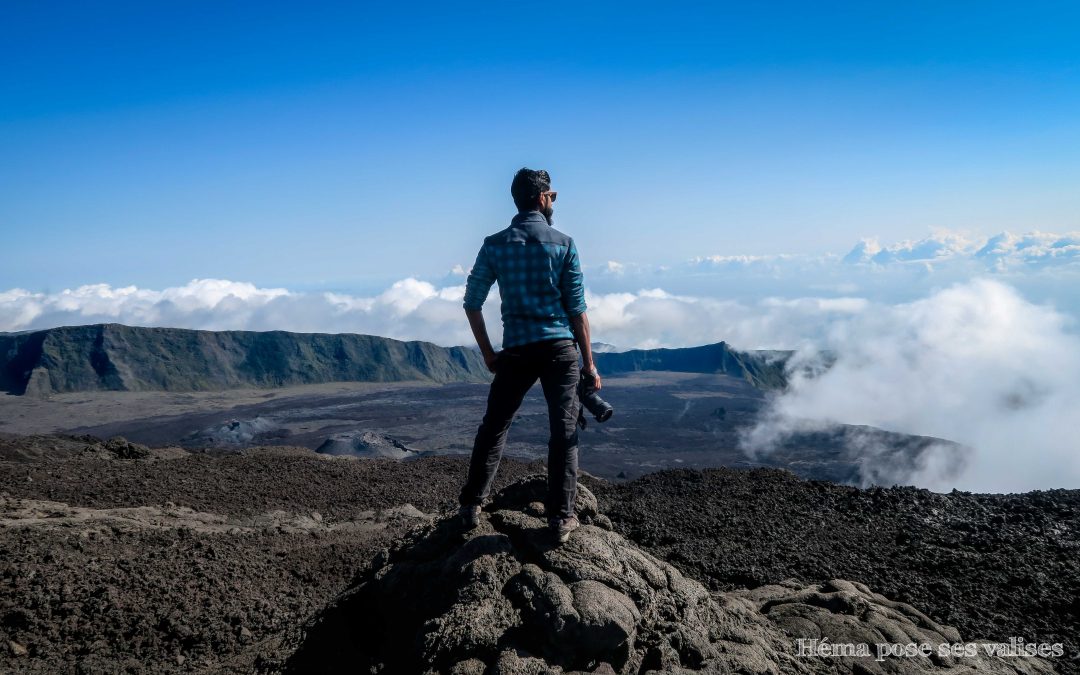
[5,2,1080,490]
[3,1,1080,293]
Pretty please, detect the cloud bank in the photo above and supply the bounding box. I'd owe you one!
[743,279,1080,493]
[841,230,1080,269]
[0,278,485,348]
[0,277,882,353]
[586,229,1080,318]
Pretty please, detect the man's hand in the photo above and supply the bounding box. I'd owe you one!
[484,350,501,373]
[568,312,601,390]
[584,364,602,390]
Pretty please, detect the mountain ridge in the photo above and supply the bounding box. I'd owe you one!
[0,324,790,395]
[594,341,789,389]
[0,324,489,395]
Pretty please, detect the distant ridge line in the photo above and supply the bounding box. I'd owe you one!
[0,324,490,396]
[0,324,790,395]
[594,342,790,389]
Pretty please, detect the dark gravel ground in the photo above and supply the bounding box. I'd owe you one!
[0,447,545,674]
[589,467,1080,674]
[2,440,1078,673]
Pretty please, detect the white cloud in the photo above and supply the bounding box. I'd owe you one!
[580,288,875,351]
[5,234,1080,494]
[0,279,292,333]
[839,229,1080,271]
[842,229,978,265]
[580,228,1080,318]
[687,253,812,270]
[743,279,1080,493]
[603,260,626,275]
[0,274,890,358]
[0,278,487,346]
[974,231,1080,269]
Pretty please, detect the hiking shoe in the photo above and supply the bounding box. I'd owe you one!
[551,516,580,544]
[460,505,481,529]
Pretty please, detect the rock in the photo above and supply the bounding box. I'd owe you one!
[449,658,487,675]
[9,640,28,657]
[104,436,151,459]
[568,579,639,663]
[490,477,599,523]
[732,578,1058,674]
[492,649,554,675]
[315,431,420,459]
[80,435,151,459]
[280,476,1059,675]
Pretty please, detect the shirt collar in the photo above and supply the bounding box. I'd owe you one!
[511,210,547,227]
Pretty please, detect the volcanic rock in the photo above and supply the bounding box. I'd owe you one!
[315,430,420,459]
[79,435,151,459]
[279,477,1056,674]
[182,416,286,447]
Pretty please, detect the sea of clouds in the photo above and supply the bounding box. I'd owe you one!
[2,229,1078,493]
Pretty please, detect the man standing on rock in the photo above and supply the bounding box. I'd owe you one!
[459,167,601,543]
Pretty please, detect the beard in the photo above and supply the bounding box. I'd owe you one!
[542,204,554,226]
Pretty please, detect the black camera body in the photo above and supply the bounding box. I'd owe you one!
[577,370,613,429]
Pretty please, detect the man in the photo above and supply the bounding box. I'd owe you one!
[458,167,601,543]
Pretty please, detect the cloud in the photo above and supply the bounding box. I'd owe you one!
[583,229,1080,317]
[838,229,1080,270]
[841,229,977,265]
[742,279,1080,493]
[0,280,292,333]
[582,288,870,351]
[974,231,1080,269]
[0,278,487,347]
[4,246,1079,494]
[0,277,872,352]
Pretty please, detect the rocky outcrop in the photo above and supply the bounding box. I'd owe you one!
[181,416,288,448]
[315,430,421,459]
[78,435,152,460]
[279,477,1057,674]
[0,324,491,395]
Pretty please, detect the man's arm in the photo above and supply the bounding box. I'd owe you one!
[463,244,499,372]
[569,311,601,390]
[559,238,601,388]
[557,240,600,388]
[465,309,499,372]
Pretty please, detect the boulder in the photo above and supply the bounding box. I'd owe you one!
[79,435,151,459]
[280,477,1058,675]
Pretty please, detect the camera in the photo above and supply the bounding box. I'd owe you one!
[577,370,612,428]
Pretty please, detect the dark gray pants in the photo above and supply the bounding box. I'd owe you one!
[459,338,581,520]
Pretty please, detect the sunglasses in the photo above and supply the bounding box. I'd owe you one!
[543,191,558,202]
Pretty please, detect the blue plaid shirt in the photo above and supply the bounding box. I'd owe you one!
[463,210,587,348]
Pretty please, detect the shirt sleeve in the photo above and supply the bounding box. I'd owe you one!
[559,239,587,316]
[462,244,497,311]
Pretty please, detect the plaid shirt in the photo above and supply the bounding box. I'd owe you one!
[463,210,587,348]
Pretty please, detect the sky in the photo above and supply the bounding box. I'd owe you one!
[3,1,1080,293]
[3,2,1080,490]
